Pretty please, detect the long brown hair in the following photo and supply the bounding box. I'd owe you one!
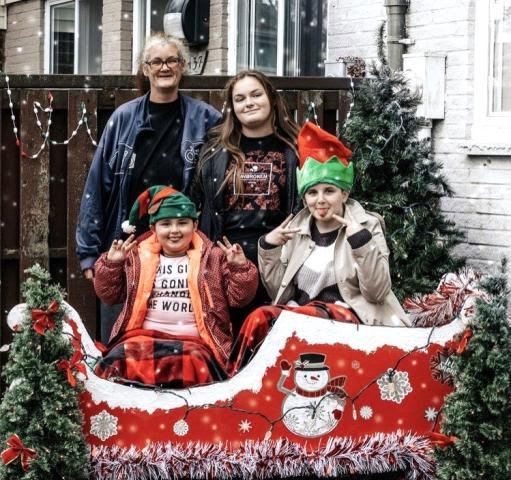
[199,70,299,197]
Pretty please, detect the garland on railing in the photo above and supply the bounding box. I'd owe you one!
[2,74,98,159]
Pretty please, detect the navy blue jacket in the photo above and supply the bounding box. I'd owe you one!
[76,92,221,271]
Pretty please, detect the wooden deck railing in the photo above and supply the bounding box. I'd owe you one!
[0,74,355,362]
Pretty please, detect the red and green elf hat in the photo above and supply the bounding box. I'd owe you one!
[121,185,198,234]
[296,121,354,197]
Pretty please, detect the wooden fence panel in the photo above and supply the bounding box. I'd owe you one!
[1,76,356,353]
[19,90,50,279]
[323,91,339,135]
[114,89,138,109]
[0,93,20,386]
[67,90,99,337]
[208,90,224,113]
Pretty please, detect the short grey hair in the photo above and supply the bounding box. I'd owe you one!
[140,33,187,63]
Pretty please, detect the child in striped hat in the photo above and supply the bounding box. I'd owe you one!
[93,186,259,387]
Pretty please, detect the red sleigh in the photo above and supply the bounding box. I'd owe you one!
[9,271,481,479]
[69,272,480,479]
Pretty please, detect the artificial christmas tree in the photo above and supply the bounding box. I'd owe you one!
[341,26,464,300]
[0,265,89,479]
[435,260,511,479]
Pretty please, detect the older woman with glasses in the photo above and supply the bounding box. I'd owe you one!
[77,33,221,343]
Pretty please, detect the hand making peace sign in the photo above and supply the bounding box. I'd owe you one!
[217,236,248,266]
[332,208,364,237]
[106,234,137,263]
[264,214,301,246]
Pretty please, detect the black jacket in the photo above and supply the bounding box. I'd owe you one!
[192,146,301,242]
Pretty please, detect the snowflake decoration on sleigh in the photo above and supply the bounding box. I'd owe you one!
[430,347,456,387]
[90,410,118,441]
[377,369,413,404]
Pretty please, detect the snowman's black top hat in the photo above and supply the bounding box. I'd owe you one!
[294,353,329,371]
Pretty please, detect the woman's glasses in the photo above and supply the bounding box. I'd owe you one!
[145,57,183,70]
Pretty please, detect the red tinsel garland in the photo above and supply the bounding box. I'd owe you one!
[90,433,436,480]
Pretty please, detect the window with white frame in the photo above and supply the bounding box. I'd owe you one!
[490,0,511,112]
[230,0,328,76]
[132,0,168,72]
[472,0,511,145]
[45,0,102,74]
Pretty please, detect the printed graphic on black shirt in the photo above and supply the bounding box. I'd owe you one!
[226,150,286,211]
[233,162,273,196]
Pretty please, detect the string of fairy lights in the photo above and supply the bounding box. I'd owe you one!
[3,73,357,160]
[3,74,98,159]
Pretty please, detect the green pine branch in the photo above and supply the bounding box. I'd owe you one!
[435,259,511,479]
[340,27,464,300]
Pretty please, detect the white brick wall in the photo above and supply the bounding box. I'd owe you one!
[202,0,229,75]
[102,0,132,74]
[327,0,511,275]
[4,0,43,74]
[327,0,386,63]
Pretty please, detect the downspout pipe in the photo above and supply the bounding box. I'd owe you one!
[385,0,409,71]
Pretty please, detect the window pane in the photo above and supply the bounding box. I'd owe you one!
[253,0,278,74]
[51,2,75,74]
[492,0,511,112]
[150,0,167,33]
[77,0,102,74]
[290,0,328,76]
[284,0,298,76]
[236,0,250,71]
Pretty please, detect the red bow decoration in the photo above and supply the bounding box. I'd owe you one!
[456,329,473,355]
[426,431,458,448]
[31,300,59,335]
[57,351,88,387]
[1,434,37,472]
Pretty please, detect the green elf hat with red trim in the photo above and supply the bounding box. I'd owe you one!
[121,185,198,234]
[296,121,354,197]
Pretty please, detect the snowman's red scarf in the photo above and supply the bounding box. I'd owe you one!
[294,375,347,398]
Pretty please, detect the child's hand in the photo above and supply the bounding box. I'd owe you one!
[217,236,247,266]
[106,234,136,263]
[332,210,364,237]
[264,214,301,246]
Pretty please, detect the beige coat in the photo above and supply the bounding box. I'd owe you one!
[258,199,410,326]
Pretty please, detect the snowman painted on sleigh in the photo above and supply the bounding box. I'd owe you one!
[278,353,347,438]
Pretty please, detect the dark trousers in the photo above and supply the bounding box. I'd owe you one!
[100,302,123,344]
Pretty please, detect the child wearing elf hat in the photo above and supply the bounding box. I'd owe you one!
[228,122,408,373]
[93,186,258,387]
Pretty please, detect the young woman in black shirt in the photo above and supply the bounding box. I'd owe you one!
[193,70,300,318]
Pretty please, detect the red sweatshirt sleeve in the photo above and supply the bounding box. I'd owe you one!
[221,257,259,308]
[93,253,127,305]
